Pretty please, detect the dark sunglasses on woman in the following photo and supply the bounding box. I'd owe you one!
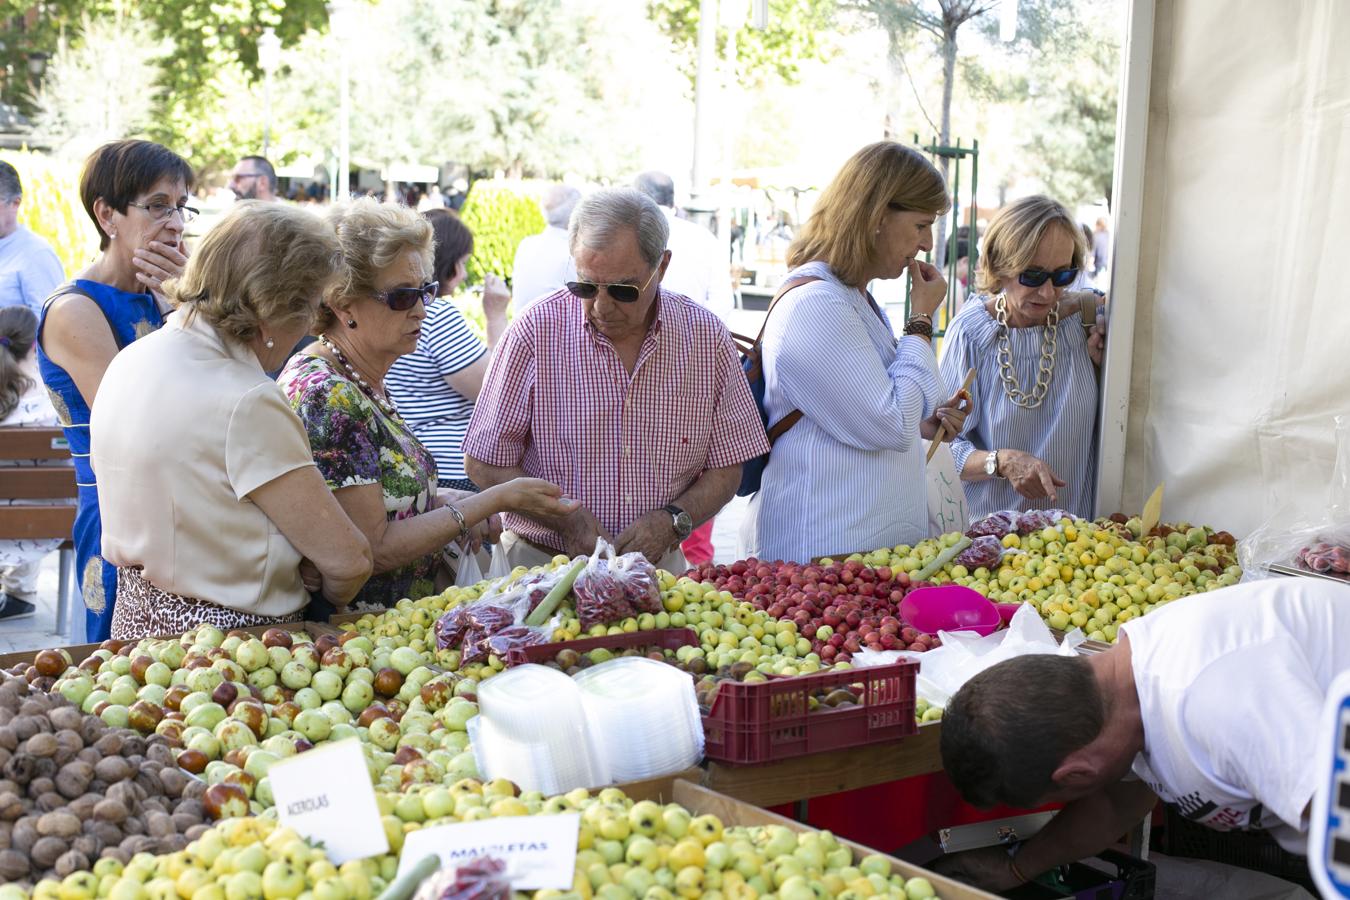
[1018,266,1079,288]
[374,281,438,310]
[566,267,659,303]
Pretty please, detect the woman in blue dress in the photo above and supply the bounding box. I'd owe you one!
[939,195,1109,521]
[35,140,193,641]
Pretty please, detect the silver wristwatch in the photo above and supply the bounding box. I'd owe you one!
[664,504,693,540]
[984,450,1002,478]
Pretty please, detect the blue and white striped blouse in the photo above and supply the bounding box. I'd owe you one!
[740,261,943,562]
[386,299,487,483]
[938,295,1098,520]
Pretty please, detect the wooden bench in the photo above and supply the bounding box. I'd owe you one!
[0,427,76,638]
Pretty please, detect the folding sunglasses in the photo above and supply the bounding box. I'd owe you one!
[1018,267,1079,289]
[374,281,438,310]
[567,266,659,303]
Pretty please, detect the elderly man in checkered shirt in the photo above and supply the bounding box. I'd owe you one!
[464,188,769,571]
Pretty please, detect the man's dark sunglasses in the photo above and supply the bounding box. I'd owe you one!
[567,266,659,304]
[375,281,438,311]
[1018,266,1079,288]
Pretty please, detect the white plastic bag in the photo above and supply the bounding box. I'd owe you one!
[1239,415,1350,580]
[486,541,513,580]
[913,603,1084,709]
[453,542,485,588]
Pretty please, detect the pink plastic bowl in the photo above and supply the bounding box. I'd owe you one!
[900,585,1002,636]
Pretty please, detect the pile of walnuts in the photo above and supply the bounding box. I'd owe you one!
[0,673,212,887]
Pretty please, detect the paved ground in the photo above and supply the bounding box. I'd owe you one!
[0,553,69,655]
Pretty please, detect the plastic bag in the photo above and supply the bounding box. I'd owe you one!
[1240,416,1350,580]
[954,535,1005,569]
[913,603,1083,709]
[1013,508,1075,533]
[486,542,512,580]
[452,542,485,588]
[435,568,563,661]
[572,539,662,630]
[411,856,510,900]
[966,511,1018,539]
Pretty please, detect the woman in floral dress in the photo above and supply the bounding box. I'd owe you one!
[279,198,577,616]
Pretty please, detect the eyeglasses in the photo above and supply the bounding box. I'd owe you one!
[128,201,199,223]
[1017,266,1079,288]
[566,266,659,303]
[374,281,438,311]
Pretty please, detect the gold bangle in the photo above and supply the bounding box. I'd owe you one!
[445,503,467,540]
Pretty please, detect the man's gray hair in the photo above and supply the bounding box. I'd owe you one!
[0,162,20,202]
[543,184,581,229]
[569,188,669,268]
[633,171,675,209]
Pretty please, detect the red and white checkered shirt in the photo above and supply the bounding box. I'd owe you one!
[463,288,770,551]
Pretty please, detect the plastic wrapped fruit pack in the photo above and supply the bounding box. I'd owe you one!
[573,539,662,630]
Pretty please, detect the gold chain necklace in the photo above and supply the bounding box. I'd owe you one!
[994,293,1058,409]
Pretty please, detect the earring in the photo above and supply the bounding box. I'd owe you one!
[264,337,275,349]
[346,319,357,329]
[109,232,117,240]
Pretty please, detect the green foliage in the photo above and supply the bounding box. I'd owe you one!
[648,0,837,86]
[0,150,100,275]
[458,182,546,288]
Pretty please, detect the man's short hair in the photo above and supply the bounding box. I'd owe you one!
[569,188,669,269]
[633,171,675,209]
[941,655,1106,809]
[0,162,20,202]
[542,184,581,229]
[239,155,278,193]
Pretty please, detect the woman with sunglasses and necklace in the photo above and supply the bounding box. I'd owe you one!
[37,140,194,641]
[279,198,577,615]
[939,195,1108,521]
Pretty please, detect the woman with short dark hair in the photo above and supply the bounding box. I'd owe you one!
[38,139,195,641]
[386,208,511,491]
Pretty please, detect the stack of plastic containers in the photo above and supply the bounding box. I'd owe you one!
[472,658,703,792]
[473,664,609,794]
[573,657,704,782]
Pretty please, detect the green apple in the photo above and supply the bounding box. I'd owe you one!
[293,709,333,742]
[267,646,292,672]
[108,681,138,708]
[280,661,312,690]
[248,667,277,690]
[341,679,374,714]
[234,639,270,673]
[58,675,94,707]
[388,646,423,676]
[244,749,281,780]
[260,861,304,900]
[185,701,228,731]
[311,670,343,701]
[439,699,477,732]
[293,687,322,710]
[99,704,130,728]
[329,723,359,742]
[367,717,400,751]
[215,718,259,752]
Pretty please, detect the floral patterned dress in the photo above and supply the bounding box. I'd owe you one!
[278,353,440,612]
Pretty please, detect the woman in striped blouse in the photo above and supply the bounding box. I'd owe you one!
[741,142,969,563]
[939,195,1107,521]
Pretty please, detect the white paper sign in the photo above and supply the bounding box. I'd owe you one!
[927,441,970,537]
[396,813,580,890]
[269,737,389,863]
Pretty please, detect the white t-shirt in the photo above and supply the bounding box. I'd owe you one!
[660,209,734,321]
[92,308,317,617]
[1121,578,1350,853]
[511,226,575,313]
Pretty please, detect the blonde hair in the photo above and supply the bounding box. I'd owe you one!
[976,195,1086,295]
[164,201,341,343]
[788,142,949,286]
[318,197,434,332]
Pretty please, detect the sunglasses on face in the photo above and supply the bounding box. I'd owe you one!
[566,266,659,303]
[374,281,438,311]
[1018,266,1079,288]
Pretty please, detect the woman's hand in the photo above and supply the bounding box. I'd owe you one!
[466,515,501,552]
[299,559,322,593]
[920,389,970,441]
[1087,306,1107,366]
[133,239,189,300]
[482,273,511,321]
[908,259,948,318]
[998,449,1067,502]
[499,477,582,521]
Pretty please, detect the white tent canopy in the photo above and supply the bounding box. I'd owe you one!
[1104,0,1350,535]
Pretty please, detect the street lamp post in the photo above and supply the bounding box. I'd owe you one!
[327,0,354,200]
[257,28,281,158]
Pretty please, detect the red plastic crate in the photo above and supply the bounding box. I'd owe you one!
[702,660,918,765]
[505,627,700,666]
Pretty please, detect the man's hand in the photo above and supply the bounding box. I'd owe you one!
[920,389,970,441]
[133,239,189,300]
[615,509,677,565]
[928,847,1025,892]
[555,505,611,557]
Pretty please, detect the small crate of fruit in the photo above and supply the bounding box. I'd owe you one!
[701,659,919,765]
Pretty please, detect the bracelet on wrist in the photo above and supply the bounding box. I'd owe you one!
[445,503,467,540]
[902,316,934,338]
[1008,856,1031,884]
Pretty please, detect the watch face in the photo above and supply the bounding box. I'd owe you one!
[985,454,998,476]
[675,512,693,537]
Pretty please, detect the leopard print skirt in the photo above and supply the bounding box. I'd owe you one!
[110,566,303,640]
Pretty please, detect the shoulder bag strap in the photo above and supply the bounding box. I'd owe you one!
[729,275,822,446]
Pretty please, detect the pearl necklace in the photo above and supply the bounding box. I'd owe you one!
[317,335,400,418]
